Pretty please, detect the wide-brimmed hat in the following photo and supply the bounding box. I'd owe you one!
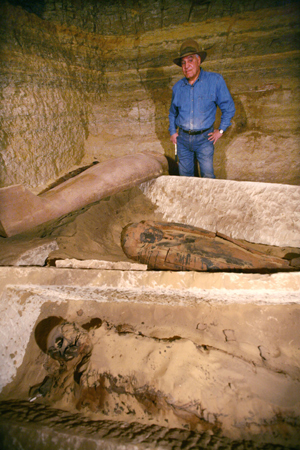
[173,39,207,67]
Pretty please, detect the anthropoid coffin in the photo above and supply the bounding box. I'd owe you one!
[121,221,292,272]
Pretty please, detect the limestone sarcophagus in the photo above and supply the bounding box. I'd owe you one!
[0,153,167,238]
[121,220,291,272]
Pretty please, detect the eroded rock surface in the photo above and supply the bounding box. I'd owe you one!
[0,1,299,188]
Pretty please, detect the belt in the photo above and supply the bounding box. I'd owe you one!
[180,127,210,135]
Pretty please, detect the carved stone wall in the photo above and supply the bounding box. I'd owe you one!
[0,0,299,189]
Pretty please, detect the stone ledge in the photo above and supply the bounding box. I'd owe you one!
[55,259,147,270]
[1,267,299,296]
[1,266,299,392]
[141,177,300,247]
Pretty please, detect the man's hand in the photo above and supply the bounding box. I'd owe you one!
[208,129,223,144]
[170,133,178,144]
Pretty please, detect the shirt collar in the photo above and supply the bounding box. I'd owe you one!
[183,68,204,85]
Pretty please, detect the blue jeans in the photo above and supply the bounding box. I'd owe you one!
[177,126,215,178]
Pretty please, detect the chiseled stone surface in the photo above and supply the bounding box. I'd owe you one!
[55,259,147,270]
[0,238,59,267]
[0,2,299,446]
[141,176,300,247]
[0,2,299,189]
[0,153,167,237]
[14,240,59,267]
[32,0,292,36]
[226,132,300,185]
[0,267,299,447]
[0,266,299,391]
[1,180,298,266]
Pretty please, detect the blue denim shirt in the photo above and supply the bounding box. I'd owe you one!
[169,69,235,135]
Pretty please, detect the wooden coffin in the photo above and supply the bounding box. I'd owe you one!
[121,221,291,272]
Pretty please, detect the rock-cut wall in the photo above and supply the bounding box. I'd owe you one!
[0,0,299,189]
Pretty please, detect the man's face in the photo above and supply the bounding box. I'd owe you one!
[181,54,201,84]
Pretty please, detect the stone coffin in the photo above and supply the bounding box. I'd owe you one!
[0,152,167,238]
[0,177,300,448]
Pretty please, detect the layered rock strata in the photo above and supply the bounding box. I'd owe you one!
[0,1,299,188]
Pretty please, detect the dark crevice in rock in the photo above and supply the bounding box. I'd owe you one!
[38,162,99,195]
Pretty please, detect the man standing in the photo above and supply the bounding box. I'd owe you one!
[169,39,235,178]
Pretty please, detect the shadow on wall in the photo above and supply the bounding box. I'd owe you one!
[214,94,248,180]
[7,0,46,17]
[143,68,180,175]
